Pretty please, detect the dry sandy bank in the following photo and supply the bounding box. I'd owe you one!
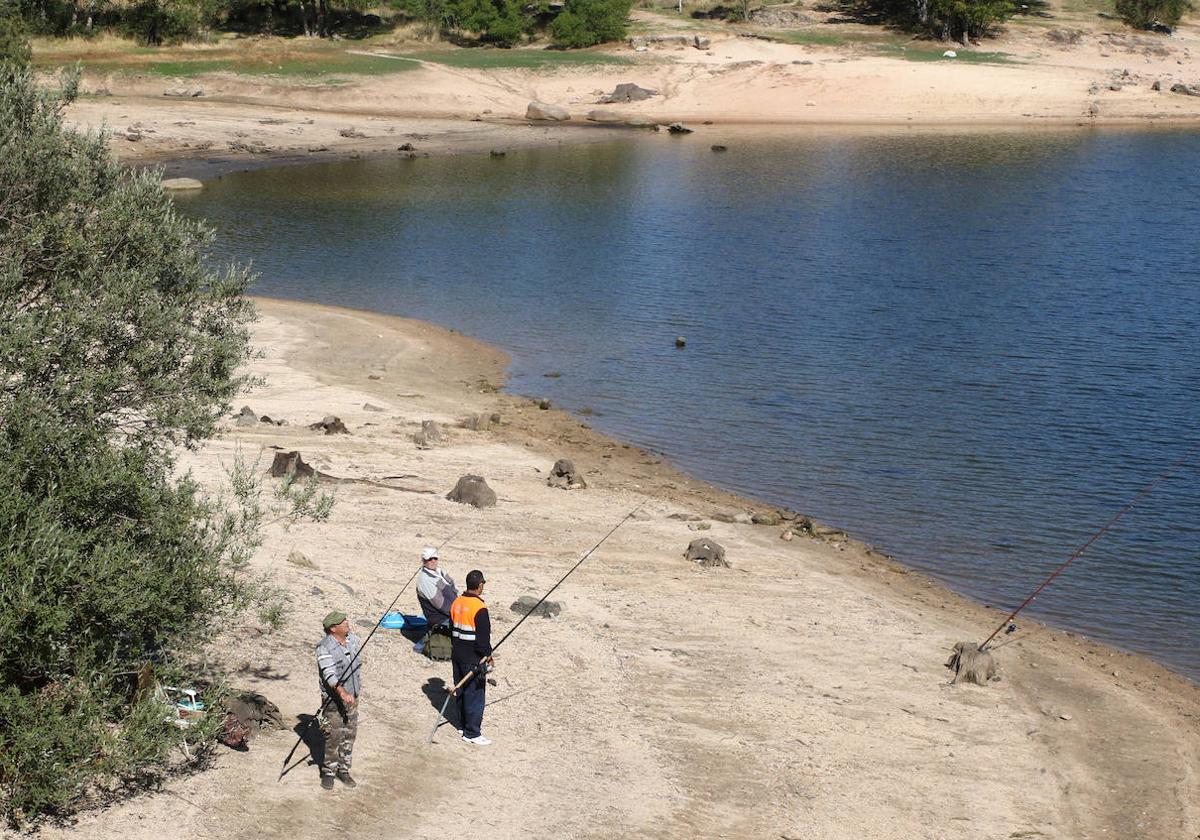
[55,11,1200,176]
[22,297,1199,840]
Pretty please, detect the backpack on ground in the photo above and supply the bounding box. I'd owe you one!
[424,625,452,661]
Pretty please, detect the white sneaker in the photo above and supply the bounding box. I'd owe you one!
[462,735,492,746]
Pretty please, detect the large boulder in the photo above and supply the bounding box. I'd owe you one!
[526,101,570,121]
[510,595,563,618]
[601,83,658,103]
[235,405,258,427]
[447,474,497,508]
[414,419,443,449]
[547,458,587,490]
[685,538,727,568]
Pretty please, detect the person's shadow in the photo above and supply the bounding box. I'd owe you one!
[421,677,461,735]
[292,714,326,777]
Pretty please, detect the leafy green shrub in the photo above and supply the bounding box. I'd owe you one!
[827,0,1021,41]
[122,0,209,43]
[0,67,263,826]
[1114,0,1190,28]
[0,3,30,67]
[445,0,528,44]
[549,0,631,47]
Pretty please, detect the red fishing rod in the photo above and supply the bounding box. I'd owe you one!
[978,447,1197,652]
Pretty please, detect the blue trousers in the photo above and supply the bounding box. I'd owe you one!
[451,657,486,739]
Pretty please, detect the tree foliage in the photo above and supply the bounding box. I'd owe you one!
[827,0,1020,41]
[1115,0,1190,28]
[549,0,631,47]
[0,68,332,826]
[1,1,31,66]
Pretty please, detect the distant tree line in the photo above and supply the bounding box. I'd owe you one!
[819,0,1188,40]
[1,0,634,47]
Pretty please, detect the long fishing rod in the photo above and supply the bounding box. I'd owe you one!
[978,448,1197,652]
[278,526,464,780]
[426,502,645,744]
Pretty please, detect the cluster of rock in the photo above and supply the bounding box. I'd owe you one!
[233,405,286,427]
[309,415,349,435]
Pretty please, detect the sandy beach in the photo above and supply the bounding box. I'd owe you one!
[19,296,1197,840]
[51,8,1200,176]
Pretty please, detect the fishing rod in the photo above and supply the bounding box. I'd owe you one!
[978,447,1197,652]
[426,502,645,744]
[278,526,464,780]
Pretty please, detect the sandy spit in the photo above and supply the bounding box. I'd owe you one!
[19,296,1199,840]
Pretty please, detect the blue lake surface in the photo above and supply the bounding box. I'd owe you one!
[177,127,1200,680]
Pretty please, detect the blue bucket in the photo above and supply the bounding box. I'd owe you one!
[381,612,427,630]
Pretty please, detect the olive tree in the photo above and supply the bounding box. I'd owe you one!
[0,67,321,826]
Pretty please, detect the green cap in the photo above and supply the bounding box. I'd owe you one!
[322,610,347,631]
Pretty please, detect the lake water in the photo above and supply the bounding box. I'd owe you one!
[177,127,1200,681]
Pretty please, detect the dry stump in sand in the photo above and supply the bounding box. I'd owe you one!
[447,474,497,508]
[270,451,315,479]
[547,458,587,490]
[685,538,728,568]
[945,641,997,685]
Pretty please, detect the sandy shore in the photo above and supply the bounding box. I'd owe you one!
[54,9,1200,177]
[21,296,1198,840]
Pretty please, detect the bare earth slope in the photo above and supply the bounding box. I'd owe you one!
[20,298,1198,840]
[56,10,1200,174]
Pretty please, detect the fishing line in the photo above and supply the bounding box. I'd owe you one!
[278,526,465,780]
[978,447,1197,652]
[426,502,645,743]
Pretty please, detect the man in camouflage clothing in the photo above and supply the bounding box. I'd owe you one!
[315,610,362,790]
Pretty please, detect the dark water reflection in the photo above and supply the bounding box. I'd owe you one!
[177,128,1200,680]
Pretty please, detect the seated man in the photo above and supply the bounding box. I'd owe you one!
[416,547,458,628]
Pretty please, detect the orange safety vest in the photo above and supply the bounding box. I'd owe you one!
[450,594,486,642]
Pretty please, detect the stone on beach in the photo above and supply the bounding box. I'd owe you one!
[526,101,571,121]
[460,412,500,431]
[511,595,563,618]
[447,474,497,508]
[601,83,658,103]
[685,538,728,568]
[547,458,587,490]
[414,419,443,449]
[235,405,258,426]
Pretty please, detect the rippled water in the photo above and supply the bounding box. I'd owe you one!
[177,127,1200,680]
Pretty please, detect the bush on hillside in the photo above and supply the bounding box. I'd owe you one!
[549,0,632,47]
[1115,0,1190,28]
[0,67,332,826]
[0,3,31,66]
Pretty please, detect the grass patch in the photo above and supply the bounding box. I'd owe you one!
[769,29,854,46]
[399,48,632,69]
[874,43,1017,62]
[35,48,419,79]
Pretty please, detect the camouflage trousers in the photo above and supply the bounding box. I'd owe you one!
[321,702,358,777]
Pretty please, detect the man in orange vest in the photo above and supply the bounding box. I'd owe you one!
[450,569,493,746]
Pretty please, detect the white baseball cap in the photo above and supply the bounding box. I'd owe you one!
[421,547,438,562]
